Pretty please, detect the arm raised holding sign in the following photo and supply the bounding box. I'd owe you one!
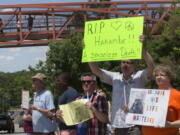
[88,35,154,134]
[141,35,154,80]
[89,35,154,80]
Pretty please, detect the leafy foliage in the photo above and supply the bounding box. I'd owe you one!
[46,32,89,90]
[0,71,33,112]
[28,32,90,103]
[146,8,180,89]
[0,6,179,110]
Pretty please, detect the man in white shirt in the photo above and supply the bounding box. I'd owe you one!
[88,36,154,135]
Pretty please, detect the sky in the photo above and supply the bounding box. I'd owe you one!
[1,0,85,5]
[0,0,86,73]
[0,0,140,72]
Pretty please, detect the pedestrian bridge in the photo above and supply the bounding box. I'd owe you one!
[0,0,179,48]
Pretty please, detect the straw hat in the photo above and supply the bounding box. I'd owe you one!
[32,73,46,82]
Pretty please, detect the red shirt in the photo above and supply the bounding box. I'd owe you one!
[23,111,33,133]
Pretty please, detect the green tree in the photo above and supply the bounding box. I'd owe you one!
[46,32,89,90]
[0,7,178,111]
[0,71,33,111]
[146,8,180,89]
[29,7,180,101]
[29,32,90,103]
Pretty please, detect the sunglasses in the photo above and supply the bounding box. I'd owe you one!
[81,80,95,84]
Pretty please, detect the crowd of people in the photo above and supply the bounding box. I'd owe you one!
[19,35,179,135]
[21,71,109,135]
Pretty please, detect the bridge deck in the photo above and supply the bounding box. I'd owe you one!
[0,0,179,48]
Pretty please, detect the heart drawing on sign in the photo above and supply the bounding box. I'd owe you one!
[111,21,122,31]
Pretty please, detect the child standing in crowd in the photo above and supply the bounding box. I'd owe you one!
[22,110,34,135]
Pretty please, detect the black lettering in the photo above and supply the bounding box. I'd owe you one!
[102,39,108,45]
[118,36,126,44]
[94,23,97,34]
[99,22,105,33]
[112,39,118,44]
[129,49,135,55]
[122,39,126,44]
[118,36,121,44]
[95,36,101,46]
[87,24,93,35]
[121,47,127,56]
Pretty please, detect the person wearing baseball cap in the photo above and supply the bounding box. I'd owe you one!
[30,73,57,135]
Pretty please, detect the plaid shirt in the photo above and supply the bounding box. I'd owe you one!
[83,91,108,135]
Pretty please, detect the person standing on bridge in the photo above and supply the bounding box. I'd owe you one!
[55,72,79,135]
[28,15,33,31]
[30,73,57,135]
[0,18,4,34]
[17,19,20,32]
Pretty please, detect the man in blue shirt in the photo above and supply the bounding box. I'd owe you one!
[30,73,56,135]
[55,72,79,135]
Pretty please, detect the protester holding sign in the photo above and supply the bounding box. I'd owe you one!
[125,88,170,127]
[30,73,57,135]
[88,36,154,135]
[142,65,180,135]
[0,18,4,34]
[55,72,79,135]
[82,17,145,62]
[77,72,109,135]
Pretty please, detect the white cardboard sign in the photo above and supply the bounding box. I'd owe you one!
[21,90,30,109]
[125,88,170,127]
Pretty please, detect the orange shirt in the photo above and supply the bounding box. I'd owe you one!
[142,88,180,135]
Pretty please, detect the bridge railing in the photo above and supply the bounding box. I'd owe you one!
[0,0,179,47]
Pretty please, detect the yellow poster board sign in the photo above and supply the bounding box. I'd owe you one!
[59,99,93,126]
[82,17,144,62]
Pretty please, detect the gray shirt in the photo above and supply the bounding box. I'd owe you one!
[100,69,149,128]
